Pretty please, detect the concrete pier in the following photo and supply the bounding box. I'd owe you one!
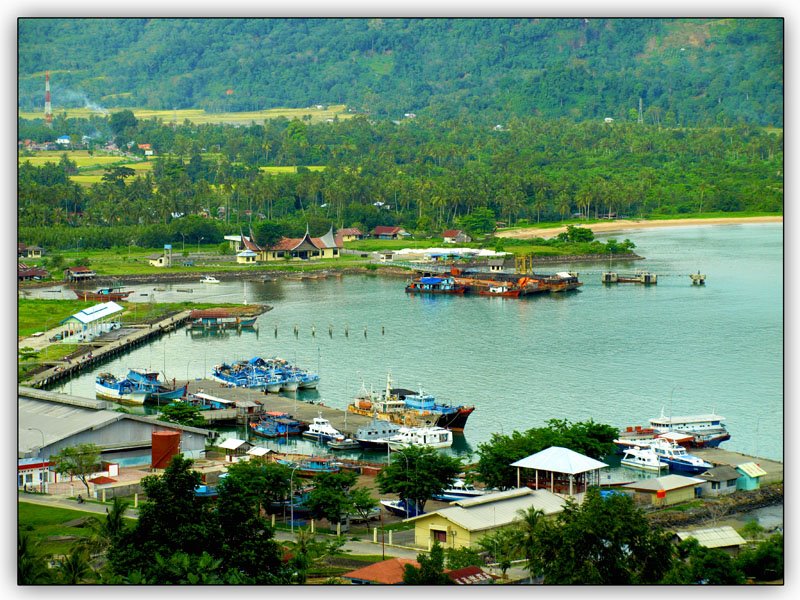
[186,378,376,438]
[691,447,783,484]
[25,310,193,389]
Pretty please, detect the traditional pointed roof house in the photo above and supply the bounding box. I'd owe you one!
[261,225,341,261]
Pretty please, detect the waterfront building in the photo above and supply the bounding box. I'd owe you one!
[622,474,705,507]
[404,488,566,550]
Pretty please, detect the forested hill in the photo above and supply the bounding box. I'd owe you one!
[18,18,782,126]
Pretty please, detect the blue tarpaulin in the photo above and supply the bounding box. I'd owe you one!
[419,277,444,284]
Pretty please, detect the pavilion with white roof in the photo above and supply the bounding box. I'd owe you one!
[59,301,124,342]
[510,446,609,496]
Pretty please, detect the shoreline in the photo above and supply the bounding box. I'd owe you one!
[496,216,783,240]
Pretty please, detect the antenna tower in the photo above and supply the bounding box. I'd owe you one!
[44,71,52,127]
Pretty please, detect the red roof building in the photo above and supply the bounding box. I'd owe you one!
[372,226,408,239]
[343,558,420,585]
[446,565,498,585]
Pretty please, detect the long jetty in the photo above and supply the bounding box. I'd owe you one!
[26,311,193,389]
[186,378,376,438]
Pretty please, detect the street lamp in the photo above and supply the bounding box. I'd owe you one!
[197,236,204,254]
[289,463,301,533]
[179,232,186,252]
[26,427,45,456]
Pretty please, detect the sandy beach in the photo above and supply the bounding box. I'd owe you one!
[496,216,783,240]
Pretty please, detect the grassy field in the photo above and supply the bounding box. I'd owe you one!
[18,499,110,556]
[20,245,373,278]
[19,104,354,125]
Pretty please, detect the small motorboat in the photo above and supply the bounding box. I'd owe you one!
[200,275,221,284]
[327,438,361,451]
[380,498,424,518]
[431,479,489,501]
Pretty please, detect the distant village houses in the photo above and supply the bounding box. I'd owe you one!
[371,226,410,240]
[441,229,471,244]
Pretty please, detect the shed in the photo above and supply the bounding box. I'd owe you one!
[236,249,258,264]
[735,462,768,491]
[622,474,705,507]
[60,301,123,342]
[675,526,747,555]
[63,266,97,281]
[510,446,609,496]
[697,465,741,497]
[246,446,273,458]
[404,488,566,550]
[217,437,252,462]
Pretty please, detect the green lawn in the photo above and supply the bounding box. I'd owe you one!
[18,499,103,556]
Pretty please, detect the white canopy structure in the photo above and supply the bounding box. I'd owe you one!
[59,302,124,342]
[511,446,609,496]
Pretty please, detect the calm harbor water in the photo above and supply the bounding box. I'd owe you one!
[46,223,783,462]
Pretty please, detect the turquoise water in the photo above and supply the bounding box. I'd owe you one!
[50,223,783,462]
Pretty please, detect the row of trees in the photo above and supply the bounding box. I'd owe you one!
[18,113,783,240]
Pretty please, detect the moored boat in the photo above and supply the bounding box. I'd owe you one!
[250,411,305,438]
[353,416,402,450]
[380,498,424,518]
[74,285,132,301]
[277,457,341,477]
[386,426,453,450]
[620,447,669,472]
[200,275,221,284]
[302,416,346,443]
[405,275,467,295]
[477,285,522,298]
[347,374,475,431]
[431,479,489,502]
[646,438,713,474]
[95,372,141,402]
[327,438,361,451]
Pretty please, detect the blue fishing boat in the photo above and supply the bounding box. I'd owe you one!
[95,373,145,403]
[125,368,187,403]
[277,457,341,477]
[249,412,305,438]
[380,498,424,518]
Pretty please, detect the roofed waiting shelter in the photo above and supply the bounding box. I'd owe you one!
[60,301,124,342]
[511,446,609,497]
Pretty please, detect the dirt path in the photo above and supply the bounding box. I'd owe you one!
[496,216,783,240]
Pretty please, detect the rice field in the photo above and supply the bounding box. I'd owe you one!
[19,104,353,125]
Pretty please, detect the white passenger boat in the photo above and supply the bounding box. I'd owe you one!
[620,447,669,472]
[302,416,345,443]
[386,426,453,450]
[200,275,221,284]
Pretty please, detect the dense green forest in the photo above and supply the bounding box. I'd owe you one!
[18,18,782,126]
[18,112,782,250]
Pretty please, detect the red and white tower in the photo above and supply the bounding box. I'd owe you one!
[44,71,52,127]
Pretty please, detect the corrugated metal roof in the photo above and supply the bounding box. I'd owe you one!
[676,526,747,548]
[247,447,272,456]
[406,488,566,532]
[736,462,768,478]
[218,438,249,450]
[343,558,419,584]
[698,465,741,482]
[623,474,705,492]
[19,397,123,452]
[511,446,609,474]
[61,301,123,325]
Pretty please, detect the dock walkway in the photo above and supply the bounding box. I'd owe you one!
[186,379,375,438]
[25,310,193,389]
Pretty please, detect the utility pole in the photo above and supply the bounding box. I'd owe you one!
[638,97,644,124]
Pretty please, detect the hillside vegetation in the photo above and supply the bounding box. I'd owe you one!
[18,18,782,126]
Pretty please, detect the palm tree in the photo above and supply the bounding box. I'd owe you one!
[18,530,52,584]
[56,546,95,584]
[512,506,547,579]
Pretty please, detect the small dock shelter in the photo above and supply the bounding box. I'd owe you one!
[735,462,768,491]
[510,446,609,497]
[59,301,123,342]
